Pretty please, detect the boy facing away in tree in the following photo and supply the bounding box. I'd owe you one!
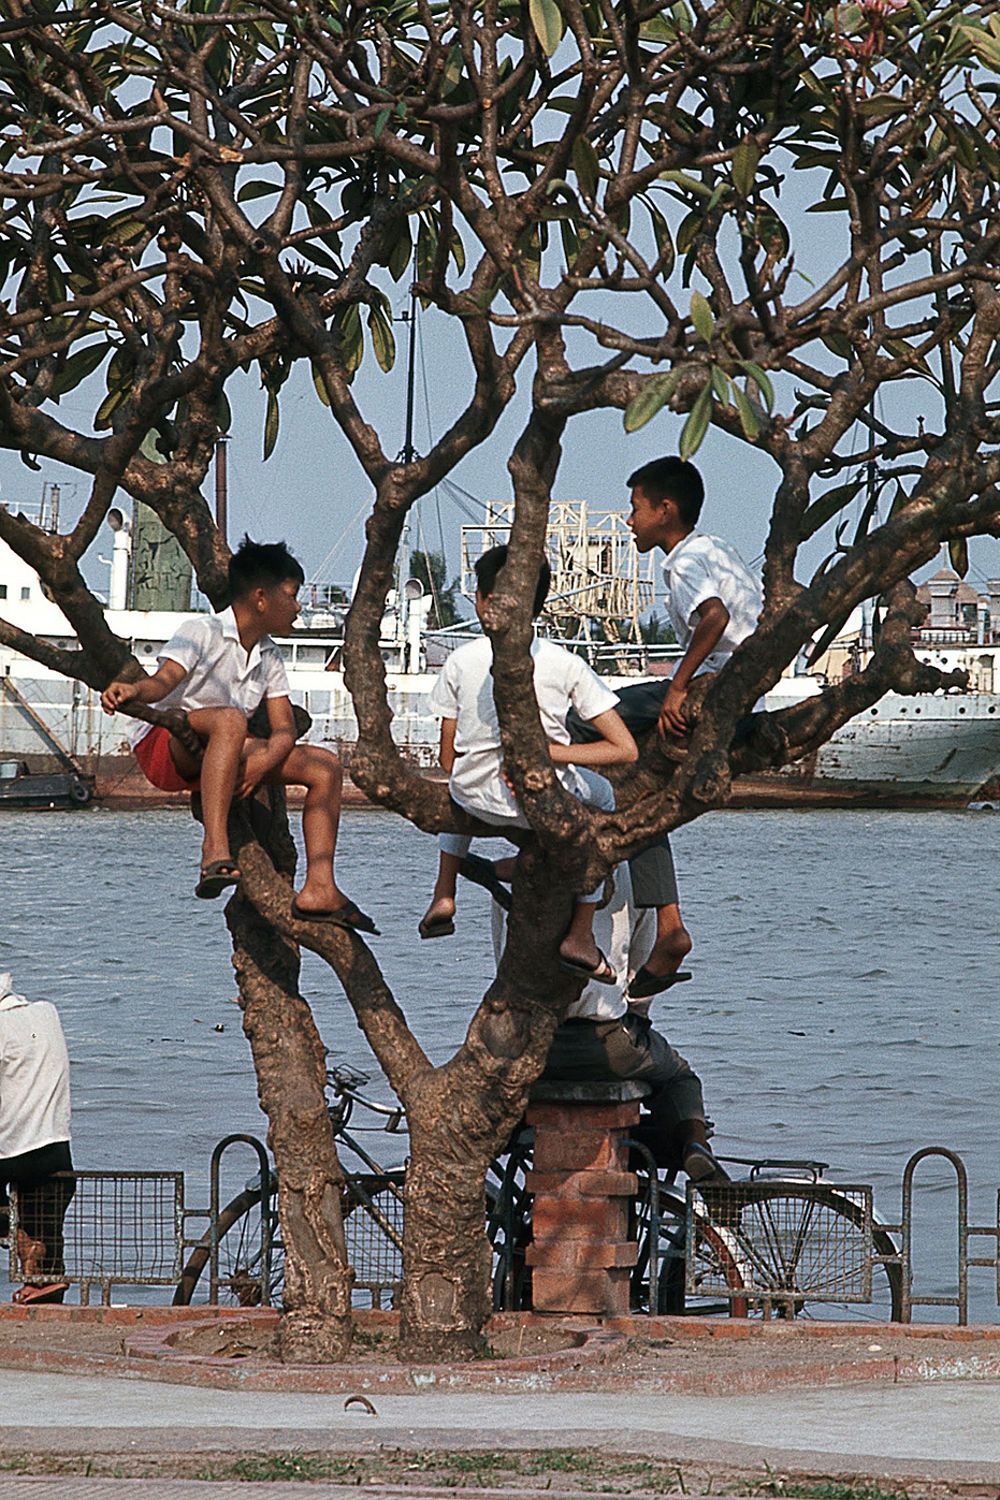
[420,545,638,983]
[101,536,377,933]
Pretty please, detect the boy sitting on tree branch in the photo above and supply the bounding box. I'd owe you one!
[101,537,377,933]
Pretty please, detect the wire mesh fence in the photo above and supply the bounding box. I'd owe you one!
[7,1171,183,1303]
[344,1172,405,1306]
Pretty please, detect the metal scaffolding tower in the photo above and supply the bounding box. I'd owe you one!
[460,501,655,645]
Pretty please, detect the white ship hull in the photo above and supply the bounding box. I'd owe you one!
[2,612,999,809]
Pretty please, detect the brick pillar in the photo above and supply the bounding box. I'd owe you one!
[524,1080,649,1316]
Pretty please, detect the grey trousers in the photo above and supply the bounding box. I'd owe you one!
[544,1012,705,1149]
[568,681,680,909]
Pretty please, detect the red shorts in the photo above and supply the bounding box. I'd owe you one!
[134,726,200,793]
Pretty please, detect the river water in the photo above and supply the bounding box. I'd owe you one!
[2,805,997,1321]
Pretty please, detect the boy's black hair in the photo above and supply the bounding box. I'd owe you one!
[627,456,704,527]
[229,535,305,597]
[474,544,551,617]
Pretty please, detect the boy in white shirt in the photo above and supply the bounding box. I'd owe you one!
[570,457,762,1002]
[419,545,638,982]
[101,537,376,932]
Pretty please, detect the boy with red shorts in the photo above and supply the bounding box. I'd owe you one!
[101,537,376,931]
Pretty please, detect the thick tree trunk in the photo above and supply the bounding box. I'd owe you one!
[396,859,575,1358]
[225,790,354,1362]
[397,1104,495,1361]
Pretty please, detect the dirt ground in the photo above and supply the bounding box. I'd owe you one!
[0,1310,995,1383]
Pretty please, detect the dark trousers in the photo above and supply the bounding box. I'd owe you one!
[0,1140,75,1277]
[544,1013,705,1165]
[568,680,680,908]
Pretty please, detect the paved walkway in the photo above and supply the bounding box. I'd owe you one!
[1,1369,998,1479]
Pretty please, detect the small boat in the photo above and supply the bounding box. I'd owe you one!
[0,759,93,811]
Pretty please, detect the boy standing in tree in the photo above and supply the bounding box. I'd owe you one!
[101,537,376,933]
[420,545,638,983]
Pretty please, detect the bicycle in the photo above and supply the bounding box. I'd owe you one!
[175,1066,904,1322]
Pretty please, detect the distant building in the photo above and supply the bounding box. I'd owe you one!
[914,565,1000,647]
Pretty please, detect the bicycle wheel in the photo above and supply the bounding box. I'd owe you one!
[173,1185,282,1307]
[486,1140,533,1312]
[632,1184,750,1316]
[665,1182,903,1322]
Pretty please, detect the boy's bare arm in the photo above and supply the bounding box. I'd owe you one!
[658,597,729,737]
[238,695,297,796]
[549,708,638,768]
[101,660,187,714]
[439,718,457,773]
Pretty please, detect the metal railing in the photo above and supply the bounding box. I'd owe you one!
[3,1147,998,1321]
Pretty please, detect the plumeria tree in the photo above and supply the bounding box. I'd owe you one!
[1,0,997,1358]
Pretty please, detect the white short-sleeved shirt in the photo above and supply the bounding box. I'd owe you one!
[428,635,619,821]
[662,531,762,674]
[127,607,290,747]
[0,988,71,1160]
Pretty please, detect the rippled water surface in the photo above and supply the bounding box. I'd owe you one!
[2,805,997,1319]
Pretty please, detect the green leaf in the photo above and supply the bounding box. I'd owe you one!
[373,106,392,139]
[623,369,682,433]
[732,137,761,198]
[799,479,865,542]
[821,330,853,360]
[49,341,107,397]
[529,0,563,56]
[263,389,279,460]
[856,94,904,120]
[949,537,969,578]
[571,136,600,200]
[737,359,774,413]
[311,362,331,407]
[94,385,127,430]
[387,223,412,282]
[690,290,714,343]
[658,169,713,199]
[236,180,279,202]
[645,199,675,276]
[807,607,856,668]
[368,306,396,374]
[675,210,702,255]
[732,382,761,441]
[679,382,713,460]
[336,302,364,379]
[559,216,580,270]
[710,366,730,402]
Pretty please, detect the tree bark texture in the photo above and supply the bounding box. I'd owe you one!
[225,790,354,1362]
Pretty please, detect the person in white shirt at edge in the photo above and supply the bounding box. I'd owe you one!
[419,544,639,984]
[0,974,75,1303]
[100,537,376,933]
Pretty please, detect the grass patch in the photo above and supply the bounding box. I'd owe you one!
[196,1454,362,1483]
[777,1487,911,1500]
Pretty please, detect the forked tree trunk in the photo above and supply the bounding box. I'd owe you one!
[225,790,354,1362]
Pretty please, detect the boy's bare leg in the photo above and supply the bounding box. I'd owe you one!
[273,743,349,913]
[558,899,604,972]
[643,904,693,980]
[421,851,461,929]
[182,707,247,872]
